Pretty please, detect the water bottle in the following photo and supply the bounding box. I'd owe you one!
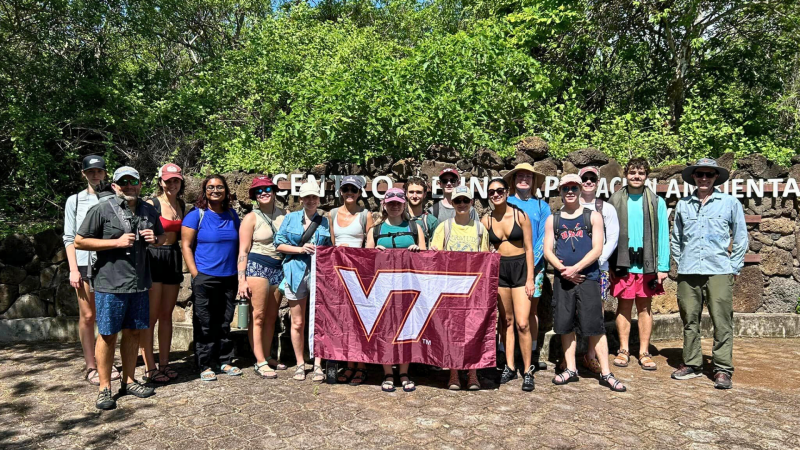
[237,298,249,329]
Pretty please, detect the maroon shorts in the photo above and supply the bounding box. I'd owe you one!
[611,272,664,300]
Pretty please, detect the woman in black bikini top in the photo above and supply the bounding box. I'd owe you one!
[481,178,538,391]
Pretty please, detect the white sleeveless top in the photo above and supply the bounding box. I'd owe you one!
[333,212,365,248]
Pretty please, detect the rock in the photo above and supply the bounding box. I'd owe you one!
[760,217,794,235]
[737,153,787,179]
[762,277,800,313]
[475,148,505,170]
[510,149,535,166]
[0,284,20,314]
[792,155,800,165]
[328,160,353,175]
[426,144,460,163]
[656,164,686,182]
[32,229,62,261]
[716,152,735,172]
[391,159,415,180]
[561,161,579,175]
[172,306,187,323]
[789,164,800,184]
[760,247,793,276]
[0,234,36,266]
[733,266,764,312]
[471,165,500,179]
[309,163,326,178]
[515,136,549,160]
[456,159,473,172]
[598,160,624,182]
[548,196,562,212]
[24,255,40,274]
[19,276,40,295]
[234,173,261,205]
[40,266,58,289]
[50,247,66,264]
[565,148,609,167]
[0,266,27,284]
[1,294,48,319]
[184,176,204,204]
[55,279,78,316]
[533,159,559,179]
[749,240,762,252]
[419,160,452,183]
[651,278,678,314]
[776,235,796,251]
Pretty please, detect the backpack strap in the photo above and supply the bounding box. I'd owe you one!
[595,198,603,214]
[442,218,483,250]
[359,209,368,235]
[552,210,561,251]
[582,207,593,238]
[432,202,440,220]
[373,221,418,248]
[254,209,277,236]
[408,219,419,246]
[152,197,161,214]
[442,218,453,249]
[299,213,323,246]
[198,208,205,228]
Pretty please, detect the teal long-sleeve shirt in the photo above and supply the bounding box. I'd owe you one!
[626,194,670,273]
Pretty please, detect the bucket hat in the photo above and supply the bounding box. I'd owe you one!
[504,163,546,194]
[681,158,729,186]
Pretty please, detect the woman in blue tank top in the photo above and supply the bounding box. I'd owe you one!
[365,188,426,393]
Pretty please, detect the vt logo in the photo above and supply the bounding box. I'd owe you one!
[335,268,481,343]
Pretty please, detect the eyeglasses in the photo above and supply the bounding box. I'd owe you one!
[560,186,580,194]
[440,177,458,186]
[693,171,717,179]
[487,188,506,197]
[116,179,140,186]
[206,185,226,192]
[581,176,597,183]
[341,185,360,194]
[384,192,406,201]
[254,187,274,195]
[452,198,471,205]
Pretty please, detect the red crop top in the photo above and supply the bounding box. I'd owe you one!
[160,216,182,233]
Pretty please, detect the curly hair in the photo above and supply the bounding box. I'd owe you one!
[625,157,650,175]
[404,176,428,194]
[194,174,231,210]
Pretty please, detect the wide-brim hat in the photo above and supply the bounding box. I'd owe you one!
[681,158,729,186]
[504,163,546,194]
[249,176,276,200]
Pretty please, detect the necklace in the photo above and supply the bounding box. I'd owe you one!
[161,195,181,221]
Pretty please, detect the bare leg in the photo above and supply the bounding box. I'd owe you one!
[157,284,180,367]
[635,297,653,356]
[616,298,634,352]
[77,281,97,370]
[141,282,162,374]
[288,298,307,366]
[530,295,540,349]
[511,287,533,371]
[497,287,515,369]
[95,333,117,391]
[590,334,611,374]
[261,284,281,362]
[561,332,577,372]
[248,277,270,363]
[121,329,142,384]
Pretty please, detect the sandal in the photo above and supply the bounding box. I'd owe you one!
[638,353,657,371]
[466,371,480,391]
[110,365,121,381]
[613,349,630,367]
[293,364,306,381]
[311,365,325,383]
[160,365,179,380]
[552,369,579,385]
[399,373,416,392]
[200,369,217,382]
[268,358,288,371]
[349,368,367,386]
[581,355,602,374]
[600,372,627,392]
[338,367,355,384]
[448,371,461,390]
[143,368,170,384]
[254,361,278,379]
[381,374,396,392]
[220,364,243,376]
[85,368,100,386]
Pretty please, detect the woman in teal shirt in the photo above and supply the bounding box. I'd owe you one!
[365,188,426,392]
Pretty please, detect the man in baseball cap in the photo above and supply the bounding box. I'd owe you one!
[428,168,479,224]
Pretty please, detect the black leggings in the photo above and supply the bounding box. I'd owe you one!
[192,273,237,370]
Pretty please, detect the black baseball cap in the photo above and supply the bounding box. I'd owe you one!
[82,155,106,171]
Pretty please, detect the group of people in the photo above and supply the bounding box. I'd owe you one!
[63,154,747,411]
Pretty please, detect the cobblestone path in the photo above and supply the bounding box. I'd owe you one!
[1,338,799,449]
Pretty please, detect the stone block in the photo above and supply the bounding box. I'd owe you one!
[365,155,394,177]
[533,159,558,179]
[172,307,187,323]
[598,160,624,183]
[471,165,500,179]
[32,229,62,261]
[565,148,609,167]
[0,284,20,314]
[19,275,40,295]
[737,153,788,179]
[456,159,473,172]
[0,234,36,266]
[762,277,800,313]
[561,161,578,175]
[24,255,40,274]
[655,164,686,182]
[55,280,78,316]
[514,136,549,160]
[1,294,47,319]
[184,176,203,204]
[391,159,415,180]
[716,152,735,172]
[733,266,764,313]
[419,160,451,182]
[426,144,460,163]
[760,217,794,235]
[760,247,793,276]
[0,266,27,284]
[749,240,762,252]
[40,266,58,289]
[475,148,504,170]
[509,149,535,166]
[651,278,678,314]
[234,173,260,203]
[775,235,796,251]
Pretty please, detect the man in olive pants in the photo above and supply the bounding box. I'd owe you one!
[670,158,747,389]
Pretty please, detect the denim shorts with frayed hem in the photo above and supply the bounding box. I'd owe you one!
[95,291,149,335]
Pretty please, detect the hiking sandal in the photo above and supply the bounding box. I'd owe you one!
[311,365,325,383]
[220,364,243,376]
[143,368,170,384]
[381,374,396,392]
[349,368,367,386]
[293,364,306,381]
[200,369,217,382]
[85,368,100,386]
[160,365,178,380]
[399,373,416,392]
[638,353,657,371]
[552,369,579,385]
[110,365,121,381]
[600,372,627,392]
[254,361,278,379]
[613,349,630,367]
[268,358,288,370]
[338,367,355,384]
[119,380,155,398]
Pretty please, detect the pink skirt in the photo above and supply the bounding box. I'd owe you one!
[611,272,664,300]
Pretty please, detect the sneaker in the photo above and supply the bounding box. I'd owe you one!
[119,380,155,398]
[95,387,116,410]
[671,364,703,380]
[499,365,518,384]
[713,372,733,390]
[521,366,535,392]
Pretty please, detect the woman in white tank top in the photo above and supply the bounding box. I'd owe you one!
[329,176,374,385]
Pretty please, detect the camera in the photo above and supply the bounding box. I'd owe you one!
[648,278,660,290]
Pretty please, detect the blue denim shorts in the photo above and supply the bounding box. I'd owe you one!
[95,291,149,335]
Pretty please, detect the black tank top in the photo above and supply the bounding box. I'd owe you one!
[488,207,524,246]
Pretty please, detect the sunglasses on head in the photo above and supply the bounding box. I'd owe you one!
[341,185,360,194]
[441,177,458,185]
[693,171,717,179]
[385,192,406,201]
[116,179,140,186]
[452,198,471,205]
[487,188,506,197]
[254,187,274,195]
[581,176,597,183]
[560,185,580,194]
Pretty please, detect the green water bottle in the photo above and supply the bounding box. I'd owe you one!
[795,297,800,314]
[237,298,250,329]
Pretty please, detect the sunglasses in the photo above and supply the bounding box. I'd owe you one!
[452,198,471,205]
[206,185,226,192]
[440,177,458,186]
[254,187,274,195]
[581,176,597,183]
[385,192,406,201]
[341,185,360,194]
[116,179,140,186]
[487,188,507,197]
[560,185,580,194]
[693,171,717,179]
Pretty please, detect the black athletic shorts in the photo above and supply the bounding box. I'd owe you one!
[498,254,527,289]
[78,265,94,282]
[553,276,605,337]
[147,243,184,285]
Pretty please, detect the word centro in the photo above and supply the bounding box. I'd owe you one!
[273,174,800,200]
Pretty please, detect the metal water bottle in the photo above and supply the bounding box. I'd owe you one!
[237,297,249,329]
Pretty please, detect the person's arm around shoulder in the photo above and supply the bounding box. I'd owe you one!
[729,196,748,277]
[518,209,536,297]
[180,208,200,278]
[237,212,257,299]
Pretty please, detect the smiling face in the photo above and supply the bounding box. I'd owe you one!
[488,181,508,206]
[204,177,226,204]
[452,196,473,213]
[626,167,647,189]
[440,174,458,194]
[253,186,275,206]
[560,183,580,206]
[692,169,718,193]
[384,200,404,218]
[113,176,141,201]
[405,183,425,207]
[82,168,106,188]
[160,177,182,197]
[581,172,598,195]
[515,170,534,193]
[301,195,320,212]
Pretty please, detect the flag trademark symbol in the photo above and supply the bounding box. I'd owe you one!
[422,339,432,345]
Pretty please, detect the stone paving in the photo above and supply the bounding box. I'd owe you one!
[1,338,800,450]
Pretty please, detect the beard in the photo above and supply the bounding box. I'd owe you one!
[116,191,136,201]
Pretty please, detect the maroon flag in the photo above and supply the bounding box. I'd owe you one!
[313,246,500,369]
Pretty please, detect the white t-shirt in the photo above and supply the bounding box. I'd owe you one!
[579,198,619,271]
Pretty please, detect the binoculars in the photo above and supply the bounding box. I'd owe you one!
[629,247,644,266]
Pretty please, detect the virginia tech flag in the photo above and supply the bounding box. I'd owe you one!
[313,246,500,370]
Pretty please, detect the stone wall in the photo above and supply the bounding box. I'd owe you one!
[3,139,800,332]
